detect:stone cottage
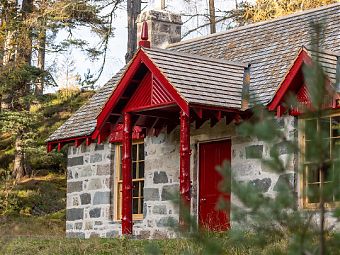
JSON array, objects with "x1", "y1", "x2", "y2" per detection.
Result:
[{"x1": 47, "y1": 4, "x2": 340, "y2": 238}]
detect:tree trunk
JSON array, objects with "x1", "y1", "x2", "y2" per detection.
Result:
[
  {"x1": 209, "y1": 0, "x2": 216, "y2": 34},
  {"x1": 11, "y1": 0, "x2": 33, "y2": 180},
  {"x1": 125, "y1": 0, "x2": 141, "y2": 63},
  {"x1": 35, "y1": 25, "x2": 46, "y2": 96},
  {"x1": 12, "y1": 133, "x2": 28, "y2": 180}
]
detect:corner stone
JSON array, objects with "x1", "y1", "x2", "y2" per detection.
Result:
[
  {"x1": 67, "y1": 181, "x2": 83, "y2": 193},
  {"x1": 67, "y1": 208, "x2": 84, "y2": 221},
  {"x1": 68, "y1": 156, "x2": 84, "y2": 167}
]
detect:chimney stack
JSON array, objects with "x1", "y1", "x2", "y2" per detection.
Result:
[{"x1": 137, "y1": 9, "x2": 182, "y2": 49}]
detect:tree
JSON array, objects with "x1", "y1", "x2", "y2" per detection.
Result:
[
  {"x1": 125, "y1": 0, "x2": 141, "y2": 63},
  {"x1": 233, "y1": 0, "x2": 338, "y2": 24},
  {"x1": 0, "y1": 0, "x2": 124, "y2": 180}
]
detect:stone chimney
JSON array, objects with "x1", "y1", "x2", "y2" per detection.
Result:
[{"x1": 137, "y1": 9, "x2": 182, "y2": 49}]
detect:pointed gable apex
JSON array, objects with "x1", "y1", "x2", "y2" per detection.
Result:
[{"x1": 93, "y1": 48, "x2": 189, "y2": 139}]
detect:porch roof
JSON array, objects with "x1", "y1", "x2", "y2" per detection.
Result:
[{"x1": 48, "y1": 48, "x2": 247, "y2": 142}]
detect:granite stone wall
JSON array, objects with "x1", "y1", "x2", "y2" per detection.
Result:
[{"x1": 66, "y1": 143, "x2": 114, "y2": 238}]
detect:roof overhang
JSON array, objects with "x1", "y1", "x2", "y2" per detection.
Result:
[{"x1": 268, "y1": 47, "x2": 340, "y2": 116}]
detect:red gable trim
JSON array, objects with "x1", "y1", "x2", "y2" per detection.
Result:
[
  {"x1": 92, "y1": 48, "x2": 189, "y2": 140},
  {"x1": 268, "y1": 49, "x2": 311, "y2": 111}
]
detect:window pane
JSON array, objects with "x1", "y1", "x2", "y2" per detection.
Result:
[
  {"x1": 133, "y1": 198, "x2": 139, "y2": 214},
  {"x1": 139, "y1": 144, "x2": 145, "y2": 160},
  {"x1": 307, "y1": 183, "x2": 320, "y2": 203},
  {"x1": 305, "y1": 119, "x2": 317, "y2": 140},
  {"x1": 132, "y1": 162, "x2": 137, "y2": 179},
  {"x1": 140, "y1": 198, "x2": 144, "y2": 214},
  {"x1": 320, "y1": 118, "x2": 330, "y2": 139},
  {"x1": 141, "y1": 181, "x2": 144, "y2": 197},
  {"x1": 332, "y1": 116, "x2": 340, "y2": 137},
  {"x1": 324, "y1": 164, "x2": 333, "y2": 182},
  {"x1": 133, "y1": 181, "x2": 139, "y2": 197},
  {"x1": 132, "y1": 144, "x2": 137, "y2": 161},
  {"x1": 323, "y1": 182, "x2": 333, "y2": 203},
  {"x1": 119, "y1": 164, "x2": 122, "y2": 180},
  {"x1": 305, "y1": 141, "x2": 315, "y2": 162},
  {"x1": 332, "y1": 138, "x2": 340, "y2": 159},
  {"x1": 139, "y1": 162, "x2": 145, "y2": 178},
  {"x1": 321, "y1": 138, "x2": 330, "y2": 160},
  {"x1": 307, "y1": 164, "x2": 319, "y2": 183}
]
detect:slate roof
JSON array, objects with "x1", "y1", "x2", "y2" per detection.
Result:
[
  {"x1": 48, "y1": 3, "x2": 340, "y2": 142},
  {"x1": 167, "y1": 3, "x2": 340, "y2": 104},
  {"x1": 143, "y1": 48, "x2": 247, "y2": 108},
  {"x1": 47, "y1": 68, "x2": 125, "y2": 142}
]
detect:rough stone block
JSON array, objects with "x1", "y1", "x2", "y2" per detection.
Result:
[
  {"x1": 90, "y1": 232, "x2": 100, "y2": 238},
  {"x1": 85, "y1": 221, "x2": 93, "y2": 230},
  {"x1": 67, "y1": 181, "x2": 83, "y2": 193},
  {"x1": 88, "y1": 179, "x2": 102, "y2": 190},
  {"x1": 67, "y1": 208, "x2": 84, "y2": 221},
  {"x1": 161, "y1": 184, "x2": 179, "y2": 201},
  {"x1": 144, "y1": 188, "x2": 160, "y2": 201},
  {"x1": 74, "y1": 222, "x2": 83, "y2": 230},
  {"x1": 95, "y1": 144, "x2": 105, "y2": 151},
  {"x1": 273, "y1": 141, "x2": 293, "y2": 155},
  {"x1": 80, "y1": 193, "x2": 91, "y2": 205},
  {"x1": 153, "y1": 171, "x2": 168, "y2": 184},
  {"x1": 245, "y1": 145, "x2": 263, "y2": 159},
  {"x1": 89, "y1": 208, "x2": 101, "y2": 218},
  {"x1": 93, "y1": 191, "x2": 111, "y2": 205},
  {"x1": 66, "y1": 223, "x2": 73, "y2": 230},
  {"x1": 274, "y1": 173, "x2": 295, "y2": 191},
  {"x1": 68, "y1": 156, "x2": 84, "y2": 167},
  {"x1": 152, "y1": 205, "x2": 167, "y2": 214},
  {"x1": 80, "y1": 165, "x2": 92, "y2": 177},
  {"x1": 152, "y1": 230, "x2": 168, "y2": 239},
  {"x1": 248, "y1": 178, "x2": 271, "y2": 192},
  {"x1": 67, "y1": 170, "x2": 73, "y2": 179},
  {"x1": 139, "y1": 230, "x2": 151, "y2": 239},
  {"x1": 106, "y1": 230, "x2": 119, "y2": 238},
  {"x1": 97, "y1": 164, "x2": 111, "y2": 175},
  {"x1": 156, "y1": 216, "x2": 177, "y2": 227},
  {"x1": 90, "y1": 153, "x2": 103, "y2": 163},
  {"x1": 67, "y1": 232, "x2": 85, "y2": 238}
]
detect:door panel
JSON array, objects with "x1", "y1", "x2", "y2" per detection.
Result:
[{"x1": 199, "y1": 139, "x2": 231, "y2": 231}]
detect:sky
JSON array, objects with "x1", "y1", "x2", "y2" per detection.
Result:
[{"x1": 45, "y1": 0, "x2": 239, "y2": 93}]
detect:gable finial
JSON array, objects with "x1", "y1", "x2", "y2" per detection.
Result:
[{"x1": 139, "y1": 21, "x2": 151, "y2": 48}]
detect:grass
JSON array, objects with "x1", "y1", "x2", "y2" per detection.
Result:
[{"x1": 0, "y1": 235, "x2": 288, "y2": 255}]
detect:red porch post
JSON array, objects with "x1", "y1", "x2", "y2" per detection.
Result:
[
  {"x1": 179, "y1": 110, "x2": 191, "y2": 227},
  {"x1": 122, "y1": 112, "x2": 133, "y2": 235}
]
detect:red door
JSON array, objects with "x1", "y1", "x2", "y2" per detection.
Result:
[{"x1": 199, "y1": 139, "x2": 231, "y2": 231}]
